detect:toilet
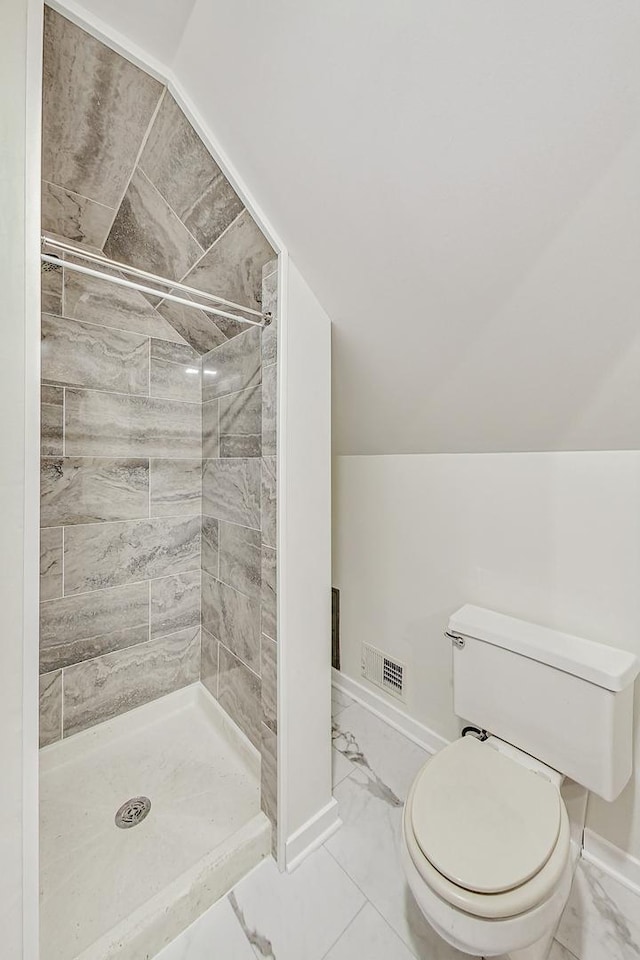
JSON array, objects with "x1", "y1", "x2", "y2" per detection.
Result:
[{"x1": 401, "y1": 604, "x2": 640, "y2": 960}]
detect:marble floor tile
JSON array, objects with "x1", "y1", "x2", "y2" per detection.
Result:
[
  {"x1": 65, "y1": 389, "x2": 201, "y2": 459},
  {"x1": 202, "y1": 458, "x2": 261, "y2": 530},
  {"x1": 39, "y1": 671, "x2": 62, "y2": 748},
  {"x1": 151, "y1": 357, "x2": 202, "y2": 403},
  {"x1": 219, "y1": 521, "x2": 262, "y2": 600},
  {"x1": 331, "y1": 687, "x2": 355, "y2": 717},
  {"x1": 556, "y1": 859, "x2": 640, "y2": 960},
  {"x1": 40, "y1": 526, "x2": 63, "y2": 601},
  {"x1": 63, "y1": 271, "x2": 187, "y2": 344},
  {"x1": 202, "y1": 573, "x2": 261, "y2": 673},
  {"x1": 324, "y1": 902, "x2": 417, "y2": 960},
  {"x1": 217, "y1": 644, "x2": 261, "y2": 750},
  {"x1": 548, "y1": 942, "x2": 579, "y2": 960},
  {"x1": 203, "y1": 400, "x2": 219, "y2": 459},
  {"x1": 40, "y1": 581, "x2": 149, "y2": 672},
  {"x1": 154, "y1": 896, "x2": 255, "y2": 960},
  {"x1": 332, "y1": 748, "x2": 354, "y2": 789},
  {"x1": 40, "y1": 457, "x2": 149, "y2": 526},
  {"x1": 63, "y1": 516, "x2": 201, "y2": 594},
  {"x1": 229, "y1": 845, "x2": 365, "y2": 960},
  {"x1": 42, "y1": 313, "x2": 149, "y2": 395},
  {"x1": 326, "y1": 771, "x2": 474, "y2": 960},
  {"x1": 42, "y1": 8, "x2": 163, "y2": 208},
  {"x1": 63, "y1": 627, "x2": 200, "y2": 736},
  {"x1": 150, "y1": 459, "x2": 202, "y2": 517},
  {"x1": 202, "y1": 326, "x2": 261, "y2": 402},
  {"x1": 41, "y1": 179, "x2": 115, "y2": 249},
  {"x1": 151, "y1": 571, "x2": 201, "y2": 640},
  {"x1": 105, "y1": 169, "x2": 203, "y2": 281}
]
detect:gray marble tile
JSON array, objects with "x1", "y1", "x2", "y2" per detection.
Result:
[
  {"x1": 40, "y1": 581, "x2": 149, "y2": 672},
  {"x1": 202, "y1": 516, "x2": 219, "y2": 578},
  {"x1": 261, "y1": 265, "x2": 278, "y2": 367},
  {"x1": 42, "y1": 384, "x2": 63, "y2": 406},
  {"x1": 203, "y1": 399, "x2": 219, "y2": 459},
  {"x1": 40, "y1": 457, "x2": 149, "y2": 526},
  {"x1": 41, "y1": 394, "x2": 64, "y2": 457},
  {"x1": 261, "y1": 635, "x2": 277, "y2": 733},
  {"x1": 63, "y1": 626, "x2": 200, "y2": 736},
  {"x1": 105, "y1": 169, "x2": 203, "y2": 281},
  {"x1": 40, "y1": 527, "x2": 63, "y2": 602},
  {"x1": 41, "y1": 180, "x2": 115, "y2": 249},
  {"x1": 220, "y1": 385, "x2": 261, "y2": 458},
  {"x1": 556, "y1": 859, "x2": 640, "y2": 960},
  {"x1": 261, "y1": 362, "x2": 276, "y2": 457},
  {"x1": 202, "y1": 326, "x2": 261, "y2": 402},
  {"x1": 150, "y1": 357, "x2": 201, "y2": 402},
  {"x1": 202, "y1": 458, "x2": 261, "y2": 529},
  {"x1": 149, "y1": 459, "x2": 202, "y2": 517},
  {"x1": 41, "y1": 262, "x2": 63, "y2": 315},
  {"x1": 260, "y1": 721, "x2": 277, "y2": 841},
  {"x1": 40, "y1": 671, "x2": 62, "y2": 748},
  {"x1": 201, "y1": 625, "x2": 219, "y2": 699},
  {"x1": 65, "y1": 389, "x2": 201, "y2": 458},
  {"x1": 150, "y1": 570, "x2": 200, "y2": 640},
  {"x1": 139, "y1": 92, "x2": 244, "y2": 251},
  {"x1": 63, "y1": 271, "x2": 188, "y2": 344},
  {"x1": 548, "y1": 943, "x2": 579, "y2": 960},
  {"x1": 217, "y1": 643, "x2": 261, "y2": 750},
  {"x1": 63, "y1": 515, "x2": 201, "y2": 594},
  {"x1": 42, "y1": 8, "x2": 163, "y2": 208},
  {"x1": 184, "y1": 209, "x2": 275, "y2": 314},
  {"x1": 261, "y1": 545, "x2": 277, "y2": 641},
  {"x1": 156, "y1": 300, "x2": 228, "y2": 355},
  {"x1": 261, "y1": 457, "x2": 277, "y2": 548},
  {"x1": 41, "y1": 313, "x2": 149, "y2": 395},
  {"x1": 219, "y1": 521, "x2": 261, "y2": 600},
  {"x1": 150, "y1": 338, "x2": 199, "y2": 365},
  {"x1": 202, "y1": 573, "x2": 260, "y2": 673}
]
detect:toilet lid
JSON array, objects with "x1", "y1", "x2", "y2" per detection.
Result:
[{"x1": 410, "y1": 736, "x2": 561, "y2": 894}]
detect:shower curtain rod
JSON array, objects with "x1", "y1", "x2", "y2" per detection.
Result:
[{"x1": 40, "y1": 235, "x2": 268, "y2": 328}]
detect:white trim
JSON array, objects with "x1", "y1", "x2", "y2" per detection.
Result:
[
  {"x1": 284, "y1": 798, "x2": 341, "y2": 873},
  {"x1": 582, "y1": 828, "x2": 640, "y2": 897},
  {"x1": 332, "y1": 669, "x2": 449, "y2": 756}
]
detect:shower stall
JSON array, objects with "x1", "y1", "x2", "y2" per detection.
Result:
[{"x1": 29, "y1": 6, "x2": 329, "y2": 957}]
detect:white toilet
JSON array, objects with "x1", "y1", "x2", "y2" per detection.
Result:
[{"x1": 401, "y1": 604, "x2": 640, "y2": 960}]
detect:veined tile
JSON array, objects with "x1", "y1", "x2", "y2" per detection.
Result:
[
  {"x1": 260, "y1": 636, "x2": 277, "y2": 733},
  {"x1": 154, "y1": 895, "x2": 255, "y2": 960},
  {"x1": 218, "y1": 644, "x2": 261, "y2": 750},
  {"x1": 156, "y1": 300, "x2": 227, "y2": 355},
  {"x1": 201, "y1": 625, "x2": 219, "y2": 699},
  {"x1": 63, "y1": 627, "x2": 200, "y2": 736},
  {"x1": 556, "y1": 859, "x2": 640, "y2": 960},
  {"x1": 202, "y1": 326, "x2": 261, "y2": 402},
  {"x1": 548, "y1": 943, "x2": 579, "y2": 960},
  {"x1": 261, "y1": 545, "x2": 276, "y2": 641},
  {"x1": 260, "y1": 722, "x2": 277, "y2": 839},
  {"x1": 261, "y1": 267, "x2": 278, "y2": 367},
  {"x1": 202, "y1": 515, "x2": 219, "y2": 578},
  {"x1": 220, "y1": 385, "x2": 262, "y2": 454},
  {"x1": 41, "y1": 313, "x2": 149, "y2": 395},
  {"x1": 219, "y1": 436, "x2": 262, "y2": 458},
  {"x1": 202, "y1": 573, "x2": 261, "y2": 673},
  {"x1": 203, "y1": 458, "x2": 261, "y2": 529},
  {"x1": 184, "y1": 210, "x2": 275, "y2": 316},
  {"x1": 105, "y1": 169, "x2": 203, "y2": 280},
  {"x1": 42, "y1": 8, "x2": 163, "y2": 207},
  {"x1": 150, "y1": 338, "x2": 200, "y2": 365},
  {"x1": 41, "y1": 262, "x2": 63, "y2": 315},
  {"x1": 41, "y1": 180, "x2": 115, "y2": 249},
  {"x1": 39, "y1": 671, "x2": 62, "y2": 748},
  {"x1": 324, "y1": 903, "x2": 417, "y2": 960},
  {"x1": 63, "y1": 516, "x2": 201, "y2": 594},
  {"x1": 40, "y1": 581, "x2": 149, "y2": 672},
  {"x1": 40, "y1": 527, "x2": 63, "y2": 601},
  {"x1": 63, "y1": 271, "x2": 188, "y2": 344},
  {"x1": 261, "y1": 363, "x2": 276, "y2": 458},
  {"x1": 261, "y1": 457, "x2": 277, "y2": 548},
  {"x1": 332, "y1": 748, "x2": 354, "y2": 789},
  {"x1": 229, "y1": 845, "x2": 364, "y2": 960},
  {"x1": 40, "y1": 457, "x2": 149, "y2": 526},
  {"x1": 331, "y1": 688, "x2": 355, "y2": 717},
  {"x1": 150, "y1": 571, "x2": 201, "y2": 640},
  {"x1": 150, "y1": 459, "x2": 202, "y2": 517},
  {"x1": 219, "y1": 521, "x2": 261, "y2": 600},
  {"x1": 65, "y1": 389, "x2": 201, "y2": 458},
  {"x1": 41, "y1": 399, "x2": 63, "y2": 456},
  {"x1": 203, "y1": 399, "x2": 219, "y2": 459},
  {"x1": 150, "y1": 357, "x2": 202, "y2": 403}
]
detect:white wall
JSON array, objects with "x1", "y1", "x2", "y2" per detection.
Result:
[
  {"x1": 333, "y1": 452, "x2": 640, "y2": 858},
  {"x1": 0, "y1": 0, "x2": 41, "y2": 955},
  {"x1": 279, "y1": 260, "x2": 336, "y2": 865}
]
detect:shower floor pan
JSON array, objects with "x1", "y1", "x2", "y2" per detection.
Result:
[{"x1": 40, "y1": 683, "x2": 270, "y2": 960}]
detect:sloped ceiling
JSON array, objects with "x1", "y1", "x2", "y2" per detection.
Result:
[{"x1": 71, "y1": 0, "x2": 640, "y2": 454}]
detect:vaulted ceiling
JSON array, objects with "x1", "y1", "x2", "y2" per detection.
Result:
[{"x1": 65, "y1": 0, "x2": 640, "y2": 453}]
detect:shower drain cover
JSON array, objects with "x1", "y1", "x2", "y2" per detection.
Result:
[{"x1": 115, "y1": 796, "x2": 151, "y2": 829}]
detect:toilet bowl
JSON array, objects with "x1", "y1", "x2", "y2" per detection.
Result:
[{"x1": 400, "y1": 736, "x2": 574, "y2": 959}]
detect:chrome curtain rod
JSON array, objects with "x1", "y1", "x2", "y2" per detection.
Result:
[{"x1": 40, "y1": 235, "x2": 268, "y2": 328}]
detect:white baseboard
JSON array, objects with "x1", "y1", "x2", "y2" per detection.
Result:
[
  {"x1": 582, "y1": 828, "x2": 640, "y2": 897},
  {"x1": 285, "y1": 798, "x2": 341, "y2": 872},
  {"x1": 332, "y1": 668, "x2": 448, "y2": 756}
]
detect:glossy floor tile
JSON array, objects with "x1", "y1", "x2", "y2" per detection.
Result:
[{"x1": 40, "y1": 684, "x2": 268, "y2": 960}]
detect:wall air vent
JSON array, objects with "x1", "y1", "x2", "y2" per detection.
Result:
[{"x1": 361, "y1": 643, "x2": 405, "y2": 700}]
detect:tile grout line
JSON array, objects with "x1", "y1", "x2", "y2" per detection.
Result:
[{"x1": 317, "y1": 901, "x2": 369, "y2": 960}]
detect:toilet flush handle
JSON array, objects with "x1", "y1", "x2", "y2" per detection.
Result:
[{"x1": 445, "y1": 630, "x2": 465, "y2": 649}]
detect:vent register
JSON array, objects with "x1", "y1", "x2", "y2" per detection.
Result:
[{"x1": 362, "y1": 643, "x2": 405, "y2": 700}]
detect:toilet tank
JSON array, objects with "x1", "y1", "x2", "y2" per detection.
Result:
[{"x1": 448, "y1": 605, "x2": 640, "y2": 801}]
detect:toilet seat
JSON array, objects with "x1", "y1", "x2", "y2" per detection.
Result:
[{"x1": 404, "y1": 737, "x2": 571, "y2": 919}]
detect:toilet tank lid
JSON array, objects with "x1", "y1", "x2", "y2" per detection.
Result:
[{"x1": 448, "y1": 605, "x2": 640, "y2": 692}]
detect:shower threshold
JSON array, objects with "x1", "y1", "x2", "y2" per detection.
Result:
[{"x1": 40, "y1": 683, "x2": 270, "y2": 960}]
